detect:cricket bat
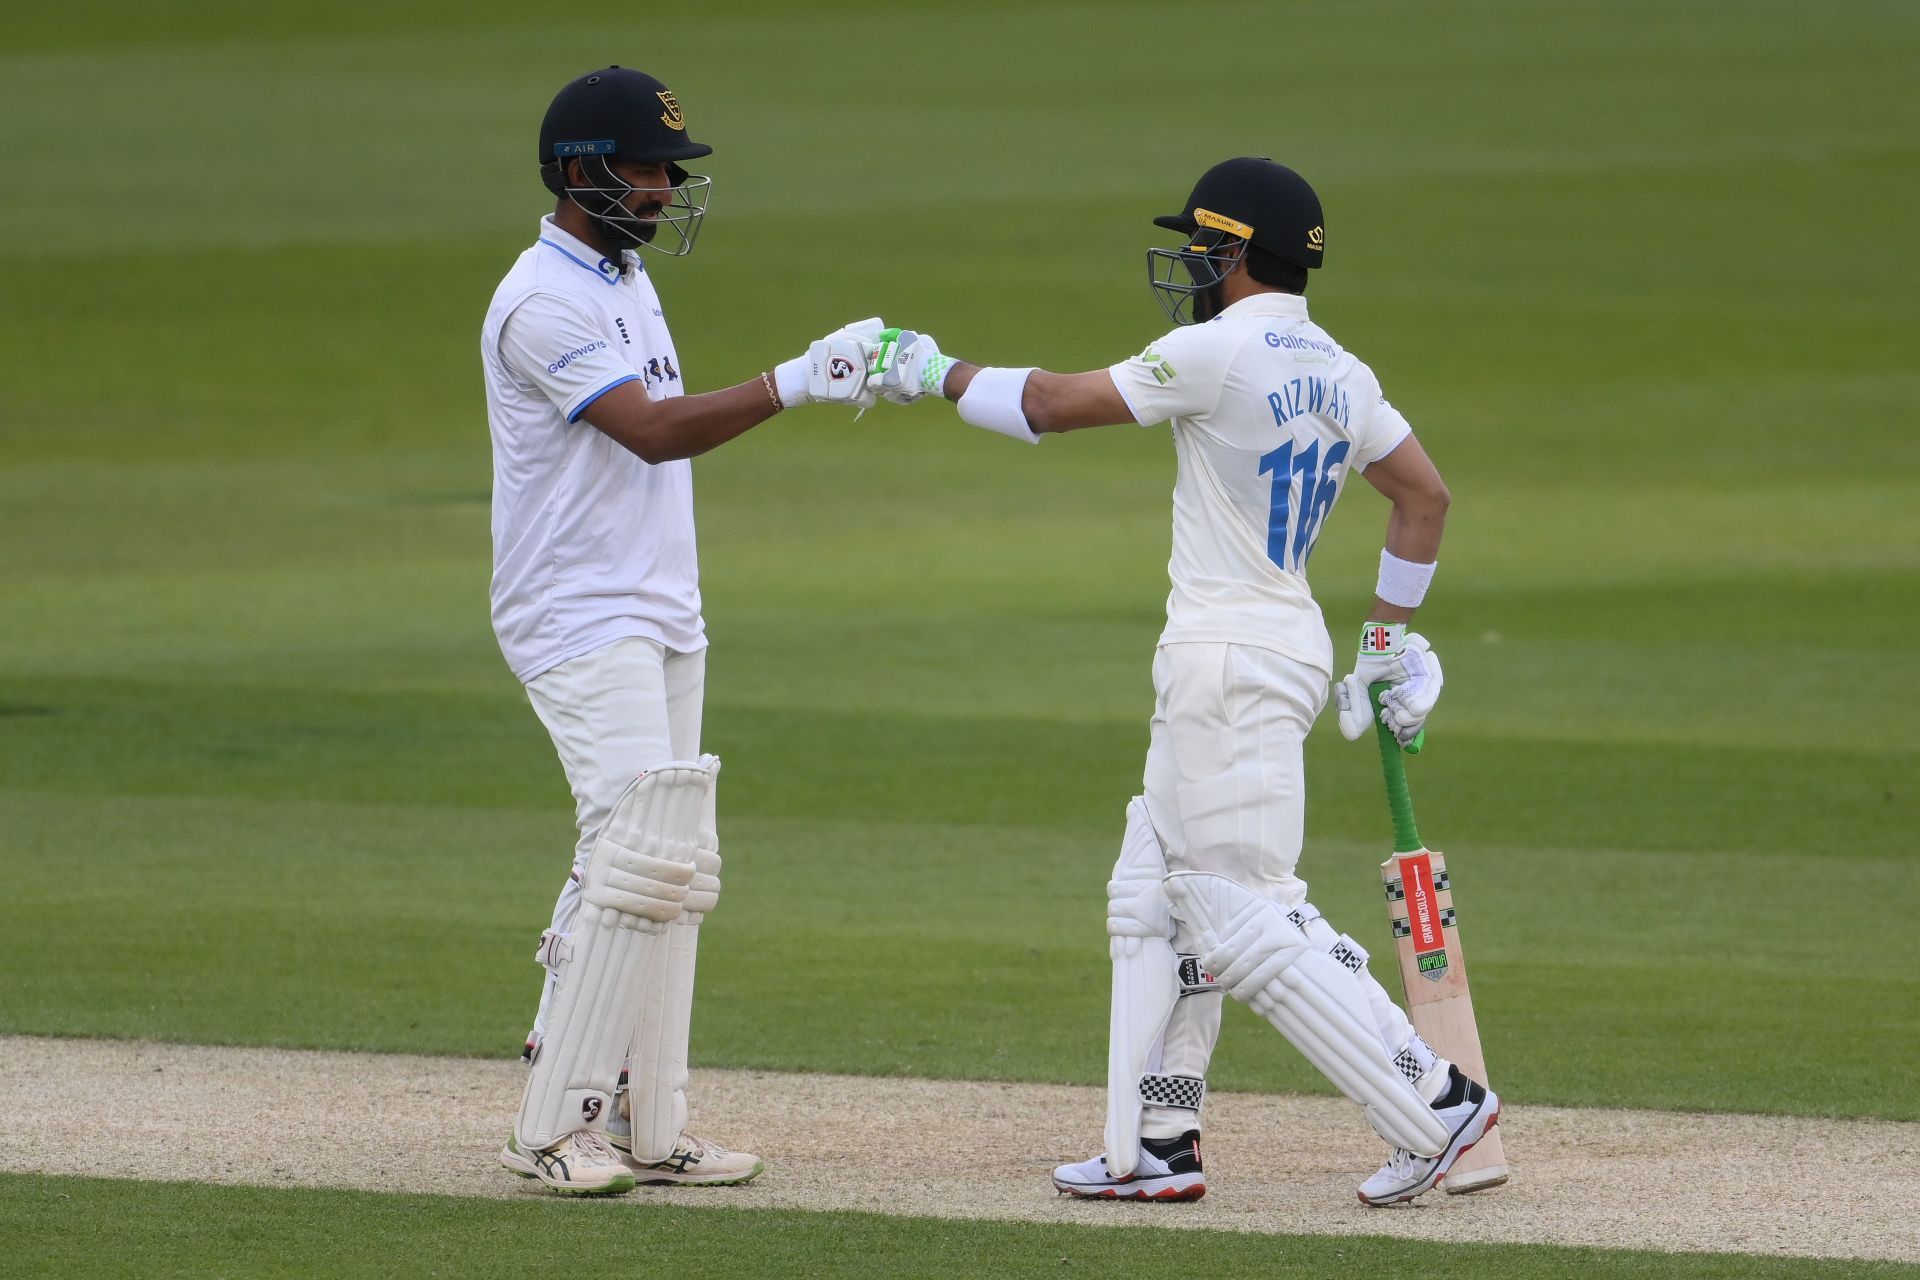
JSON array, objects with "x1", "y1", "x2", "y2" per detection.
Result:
[{"x1": 1370, "y1": 684, "x2": 1510, "y2": 1193}]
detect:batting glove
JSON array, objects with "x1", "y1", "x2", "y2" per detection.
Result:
[
  {"x1": 774, "y1": 317, "x2": 885, "y2": 409},
  {"x1": 1333, "y1": 623, "x2": 1444, "y2": 747},
  {"x1": 868, "y1": 328, "x2": 956, "y2": 404}
]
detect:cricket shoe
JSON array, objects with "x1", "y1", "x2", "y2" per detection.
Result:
[
  {"x1": 606, "y1": 1120, "x2": 764, "y2": 1186},
  {"x1": 499, "y1": 1129, "x2": 636, "y2": 1197},
  {"x1": 1357, "y1": 1064, "x2": 1501, "y2": 1206},
  {"x1": 1051, "y1": 1131, "x2": 1206, "y2": 1201}
]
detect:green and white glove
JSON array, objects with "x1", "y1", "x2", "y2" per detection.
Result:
[
  {"x1": 1333, "y1": 622, "x2": 1443, "y2": 746},
  {"x1": 867, "y1": 328, "x2": 956, "y2": 405}
]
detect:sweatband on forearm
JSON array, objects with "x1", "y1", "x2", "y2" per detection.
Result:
[
  {"x1": 1376, "y1": 549, "x2": 1437, "y2": 608},
  {"x1": 956, "y1": 366, "x2": 1040, "y2": 444}
]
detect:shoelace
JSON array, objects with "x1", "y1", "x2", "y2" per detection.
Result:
[
  {"x1": 568, "y1": 1130, "x2": 621, "y2": 1162},
  {"x1": 1383, "y1": 1146, "x2": 1424, "y2": 1178}
]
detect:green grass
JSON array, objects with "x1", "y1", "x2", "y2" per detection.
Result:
[
  {"x1": 3, "y1": 0, "x2": 1918, "y2": 1146},
  {"x1": 4, "y1": 1176, "x2": 1913, "y2": 1280}
]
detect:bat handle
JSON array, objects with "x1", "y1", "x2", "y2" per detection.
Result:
[{"x1": 1371, "y1": 682, "x2": 1425, "y2": 854}]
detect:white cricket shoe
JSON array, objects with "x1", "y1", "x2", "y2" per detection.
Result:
[
  {"x1": 1051, "y1": 1131, "x2": 1206, "y2": 1202},
  {"x1": 1357, "y1": 1064, "x2": 1501, "y2": 1206},
  {"x1": 499, "y1": 1129, "x2": 636, "y2": 1197},
  {"x1": 607, "y1": 1121, "x2": 765, "y2": 1186}
]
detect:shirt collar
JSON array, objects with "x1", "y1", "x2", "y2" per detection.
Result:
[
  {"x1": 1215, "y1": 291, "x2": 1309, "y2": 321},
  {"x1": 536, "y1": 215, "x2": 634, "y2": 286}
]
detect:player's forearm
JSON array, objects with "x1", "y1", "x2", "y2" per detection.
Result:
[
  {"x1": 1369, "y1": 495, "x2": 1449, "y2": 623},
  {"x1": 939, "y1": 361, "x2": 1126, "y2": 434},
  {"x1": 588, "y1": 379, "x2": 780, "y2": 464}
]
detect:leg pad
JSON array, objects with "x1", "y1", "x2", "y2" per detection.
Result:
[
  {"x1": 1165, "y1": 872, "x2": 1450, "y2": 1156},
  {"x1": 515, "y1": 759, "x2": 713, "y2": 1151}
]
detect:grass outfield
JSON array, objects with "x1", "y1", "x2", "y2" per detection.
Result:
[
  {"x1": 5, "y1": 1176, "x2": 1915, "y2": 1280},
  {"x1": 3, "y1": 0, "x2": 1918, "y2": 1163}
]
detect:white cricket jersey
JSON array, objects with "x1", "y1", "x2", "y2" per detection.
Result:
[
  {"x1": 480, "y1": 217, "x2": 704, "y2": 683},
  {"x1": 1108, "y1": 292, "x2": 1412, "y2": 677}
]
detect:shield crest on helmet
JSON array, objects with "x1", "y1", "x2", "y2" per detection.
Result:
[{"x1": 657, "y1": 90, "x2": 686, "y2": 131}]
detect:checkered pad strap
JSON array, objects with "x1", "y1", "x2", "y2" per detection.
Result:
[
  {"x1": 1393, "y1": 1045, "x2": 1425, "y2": 1086},
  {"x1": 1286, "y1": 905, "x2": 1372, "y2": 975},
  {"x1": 1138, "y1": 1073, "x2": 1206, "y2": 1112},
  {"x1": 1176, "y1": 953, "x2": 1219, "y2": 995},
  {"x1": 1327, "y1": 934, "x2": 1370, "y2": 975}
]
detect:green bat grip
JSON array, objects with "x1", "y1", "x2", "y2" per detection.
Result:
[{"x1": 1371, "y1": 681, "x2": 1425, "y2": 854}]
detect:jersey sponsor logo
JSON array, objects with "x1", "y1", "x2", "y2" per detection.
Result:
[
  {"x1": 548, "y1": 340, "x2": 610, "y2": 373},
  {"x1": 642, "y1": 355, "x2": 681, "y2": 389},
  {"x1": 657, "y1": 90, "x2": 687, "y2": 131},
  {"x1": 1267, "y1": 376, "x2": 1349, "y2": 429},
  {"x1": 1264, "y1": 332, "x2": 1338, "y2": 359},
  {"x1": 1137, "y1": 346, "x2": 1178, "y2": 386}
]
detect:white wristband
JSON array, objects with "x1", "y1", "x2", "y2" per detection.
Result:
[
  {"x1": 956, "y1": 366, "x2": 1040, "y2": 444},
  {"x1": 1376, "y1": 550, "x2": 1436, "y2": 608},
  {"x1": 773, "y1": 355, "x2": 809, "y2": 408}
]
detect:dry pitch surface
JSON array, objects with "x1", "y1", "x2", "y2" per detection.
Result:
[{"x1": 6, "y1": 1036, "x2": 1915, "y2": 1264}]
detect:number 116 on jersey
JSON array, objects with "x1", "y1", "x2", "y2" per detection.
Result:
[{"x1": 1260, "y1": 436, "x2": 1350, "y2": 572}]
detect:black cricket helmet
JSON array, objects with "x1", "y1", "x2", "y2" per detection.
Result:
[
  {"x1": 539, "y1": 66, "x2": 714, "y2": 256},
  {"x1": 1147, "y1": 157, "x2": 1325, "y2": 324}
]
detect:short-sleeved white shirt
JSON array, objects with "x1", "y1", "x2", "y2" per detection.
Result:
[
  {"x1": 480, "y1": 217, "x2": 704, "y2": 683},
  {"x1": 1108, "y1": 292, "x2": 1412, "y2": 677}
]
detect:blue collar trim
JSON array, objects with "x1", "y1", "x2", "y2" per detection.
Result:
[{"x1": 539, "y1": 237, "x2": 624, "y2": 286}]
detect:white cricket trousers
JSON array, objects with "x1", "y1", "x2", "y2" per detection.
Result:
[
  {"x1": 1144, "y1": 642, "x2": 1321, "y2": 898},
  {"x1": 521, "y1": 636, "x2": 706, "y2": 1044},
  {"x1": 1136, "y1": 642, "x2": 1421, "y2": 1137}
]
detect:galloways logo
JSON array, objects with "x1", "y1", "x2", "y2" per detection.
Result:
[
  {"x1": 548, "y1": 340, "x2": 609, "y2": 374},
  {"x1": 658, "y1": 90, "x2": 686, "y2": 131}
]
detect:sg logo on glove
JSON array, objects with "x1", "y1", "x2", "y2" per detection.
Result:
[{"x1": 829, "y1": 356, "x2": 856, "y2": 382}]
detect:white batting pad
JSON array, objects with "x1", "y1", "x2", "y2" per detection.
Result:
[
  {"x1": 514, "y1": 758, "x2": 713, "y2": 1152},
  {"x1": 1284, "y1": 901, "x2": 1427, "y2": 1078},
  {"x1": 627, "y1": 754, "x2": 722, "y2": 1163},
  {"x1": 1104, "y1": 797, "x2": 1182, "y2": 1178},
  {"x1": 1164, "y1": 872, "x2": 1450, "y2": 1157}
]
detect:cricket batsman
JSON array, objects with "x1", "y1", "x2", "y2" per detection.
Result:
[
  {"x1": 479, "y1": 65, "x2": 881, "y2": 1195},
  {"x1": 870, "y1": 158, "x2": 1498, "y2": 1204}
]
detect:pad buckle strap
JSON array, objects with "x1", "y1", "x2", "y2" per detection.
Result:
[
  {"x1": 1176, "y1": 953, "x2": 1219, "y2": 995},
  {"x1": 534, "y1": 929, "x2": 571, "y2": 973},
  {"x1": 1328, "y1": 934, "x2": 1370, "y2": 975},
  {"x1": 1138, "y1": 1073, "x2": 1206, "y2": 1112},
  {"x1": 1393, "y1": 1045, "x2": 1424, "y2": 1086}
]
